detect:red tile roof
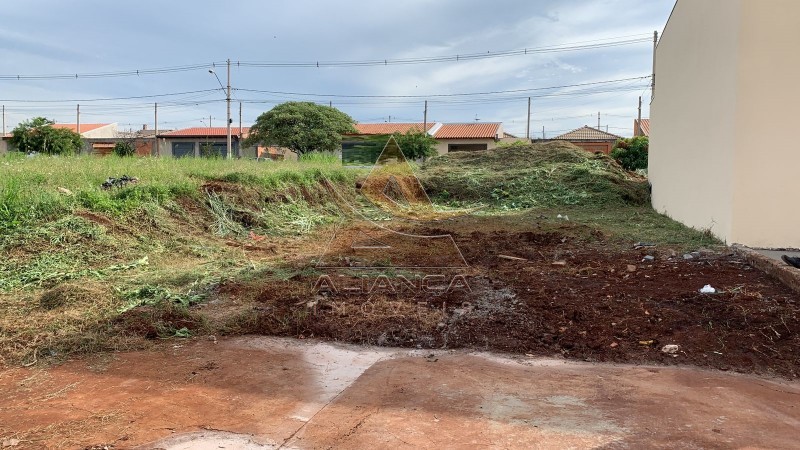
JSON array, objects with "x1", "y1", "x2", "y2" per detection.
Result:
[
  {"x1": 352, "y1": 123, "x2": 434, "y2": 135},
  {"x1": 434, "y1": 123, "x2": 501, "y2": 139},
  {"x1": 53, "y1": 123, "x2": 110, "y2": 133},
  {"x1": 160, "y1": 127, "x2": 250, "y2": 138},
  {"x1": 553, "y1": 126, "x2": 622, "y2": 141},
  {"x1": 634, "y1": 119, "x2": 650, "y2": 137}
]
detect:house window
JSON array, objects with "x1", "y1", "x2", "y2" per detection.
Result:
[
  {"x1": 172, "y1": 142, "x2": 195, "y2": 158},
  {"x1": 448, "y1": 143, "x2": 488, "y2": 152}
]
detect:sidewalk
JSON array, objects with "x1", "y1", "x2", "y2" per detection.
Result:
[{"x1": 1, "y1": 337, "x2": 798, "y2": 449}]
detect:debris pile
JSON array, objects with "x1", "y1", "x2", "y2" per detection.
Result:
[{"x1": 101, "y1": 175, "x2": 139, "y2": 190}]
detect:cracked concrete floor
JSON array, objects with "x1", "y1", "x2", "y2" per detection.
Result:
[{"x1": 0, "y1": 337, "x2": 798, "y2": 449}]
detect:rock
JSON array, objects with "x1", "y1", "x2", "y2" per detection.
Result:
[
  {"x1": 57, "y1": 187, "x2": 73, "y2": 196},
  {"x1": 683, "y1": 253, "x2": 694, "y2": 260},
  {"x1": 552, "y1": 261, "x2": 567, "y2": 266},
  {"x1": 662, "y1": 344, "x2": 680, "y2": 354},
  {"x1": 626, "y1": 264, "x2": 637, "y2": 273},
  {"x1": 634, "y1": 242, "x2": 656, "y2": 249},
  {"x1": 610, "y1": 342, "x2": 619, "y2": 348},
  {"x1": 691, "y1": 251, "x2": 702, "y2": 258},
  {"x1": 642, "y1": 255, "x2": 655, "y2": 262},
  {"x1": 2, "y1": 439, "x2": 20, "y2": 448}
]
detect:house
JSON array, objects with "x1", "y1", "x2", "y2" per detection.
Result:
[
  {"x1": 633, "y1": 119, "x2": 650, "y2": 137},
  {"x1": 649, "y1": 0, "x2": 800, "y2": 248},
  {"x1": 157, "y1": 126, "x2": 298, "y2": 160},
  {"x1": 53, "y1": 123, "x2": 117, "y2": 139},
  {"x1": 157, "y1": 127, "x2": 250, "y2": 158},
  {"x1": 342, "y1": 122, "x2": 505, "y2": 162},
  {"x1": 0, "y1": 123, "x2": 121, "y2": 155},
  {"x1": 552, "y1": 126, "x2": 622, "y2": 154},
  {"x1": 353, "y1": 123, "x2": 434, "y2": 135},
  {"x1": 53, "y1": 123, "x2": 121, "y2": 154},
  {"x1": 431, "y1": 123, "x2": 503, "y2": 154}
]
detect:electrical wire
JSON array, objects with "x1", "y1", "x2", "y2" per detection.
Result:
[
  {"x1": 236, "y1": 37, "x2": 651, "y2": 68},
  {"x1": 0, "y1": 34, "x2": 651, "y2": 81}
]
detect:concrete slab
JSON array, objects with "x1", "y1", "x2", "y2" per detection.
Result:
[
  {"x1": 753, "y1": 248, "x2": 800, "y2": 263},
  {"x1": 734, "y1": 245, "x2": 800, "y2": 294},
  {"x1": 0, "y1": 337, "x2": 797, "y2": 449}
]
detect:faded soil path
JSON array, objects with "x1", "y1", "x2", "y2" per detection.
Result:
[{"x1": 0, "y1": 337, "x2": 798, "y2": 449}]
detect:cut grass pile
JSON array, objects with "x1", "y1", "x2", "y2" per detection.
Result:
[{"x1": 421, "y1": 141, "x2": 649, "y2": 209}]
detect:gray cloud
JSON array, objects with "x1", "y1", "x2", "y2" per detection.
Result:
[{"x1": 0, "y1": 0, "x2": 675, "y2": 136}]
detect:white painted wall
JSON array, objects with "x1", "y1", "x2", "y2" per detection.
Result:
[{"x1": 650, "y1": 0, "x2": 800, "y2": 248}]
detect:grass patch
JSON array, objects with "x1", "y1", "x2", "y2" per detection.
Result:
[{"x1": 0, "y1": 154, "x2": 358, "y2": 232}]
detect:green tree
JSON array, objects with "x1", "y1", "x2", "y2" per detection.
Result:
[
  {"x1": 113, "y1": 141, "x2": 135, "y2": 157},
  {"x1": 10, "y1": 117, "x2": 83, "y2": 155},
  {"x1": 392, "y1": 129, "x2": 439, "y2": 160},
  {"x1": 610, "y1": 136, "x2": 649, "y2": 171},
  {"x1": 245, "y1": 102, "x2": 357, "y2": 155}
]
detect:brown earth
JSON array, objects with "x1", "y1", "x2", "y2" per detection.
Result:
[{"x1": 185, "y1": 213, "x2": 800, "y2": 380}]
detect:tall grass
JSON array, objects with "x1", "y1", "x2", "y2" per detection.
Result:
[{"x1": 0, "y1": 154, "x2": 357, "y2": 231}]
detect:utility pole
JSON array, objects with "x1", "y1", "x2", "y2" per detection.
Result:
[
  {"x1": 652, "y1": 30, "x2": 658, "y2": 101},
  {"x1": 597, "y1": 111, "x2": 601, "y2": 129},
  {"x1": 423, "y1": 100, "x2": 428, "y2": 133},
  {"x1": 2, "y1": 105, "x2": 5, "y2": 136},
  {"x1": 239, "y1": 101, "x2": 243, "y2": 138},
  {"x1": 77, "y1": 104, "x2": 81, "y2": 135},
  {"x1": 226, "y1": 59, "x2": 232, "y2": 159},
  {"x1": 542, "y1": 125, "x2": 545, "y2": 140},
  {"x1": 526, "y1": 97, "x2": 531, "y2": 140},
  {"x1": 154, "y1": 103, "x2": 158, "y2": 157},
  {"x1": 329, "y1": 101, "x2": 332, "y2": 108},
  {"x1": 637, "y1": 96, "x2": 642, "y2": 136}
]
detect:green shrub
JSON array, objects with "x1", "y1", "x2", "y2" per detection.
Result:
[
  {"x1": 113, "y1": 142, "x2": 135, "y2": 157},
  {"x1": 610, "y1": 136, "x2": 648, "y2": 171}
]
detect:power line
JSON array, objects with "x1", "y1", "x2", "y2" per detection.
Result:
[
  {"x1": 0, "y1": 89, "x2": 220, "y2": 103},
  {"x1": 235, "y1": 76, "x2": 650, "y2": 100},
  {"x1": 0, "y1": 34, "x2": 651, "y2": 81},
  {"x1": 0, "y1": 63, "x2": 216, "y2": 81},
  {"x1": 236, "y1": 36, "x2": 651, "y2": 68}
]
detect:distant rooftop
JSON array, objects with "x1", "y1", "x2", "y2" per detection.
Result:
[
  {"x1": 159, "y1": 127, "x2": 250, "y2": 138},
  {"x1": 553, "y1": 126, "x2": 622, "y2": 141},
  {"x1": 53, "y1": 123, "x2": 111, "y2": 133},
  {"x1": 434, "y1": 123, "x2": 501, "y2": 139},
  {"x1": 352, "y1": 123, "x2": 434, "y2": 135}
]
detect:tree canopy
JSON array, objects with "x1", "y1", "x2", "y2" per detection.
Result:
[
  {"x1": 392, "y1": 129, "x2": 439, "y2": 160},
  {"x1": 10, "y1": 117, "x2": 83, "y2": 156},
  {"x1": 245, "y1": 102, "x2": 357, "y2": 155}
]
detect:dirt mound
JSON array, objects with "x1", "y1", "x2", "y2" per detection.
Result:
[{"x1": 420, "y1": 142, "x2": 649, "y2": 208}]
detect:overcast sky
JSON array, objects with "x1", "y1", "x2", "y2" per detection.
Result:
[{"x1": 0, "y1": 0, "x2": 674, "y2": 138}]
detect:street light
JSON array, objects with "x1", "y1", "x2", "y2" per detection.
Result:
[{"x1": 208, "y1": 61, "x2": 232, "y2": 159}]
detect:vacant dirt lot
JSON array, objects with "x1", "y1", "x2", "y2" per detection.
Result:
[{"x1": 188, "y1": 213, "x2": 800, "y2": 380}]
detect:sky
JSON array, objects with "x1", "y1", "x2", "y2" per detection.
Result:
[{"x1": 0, "y1": 0, "x2": 675, "y2": 138}]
